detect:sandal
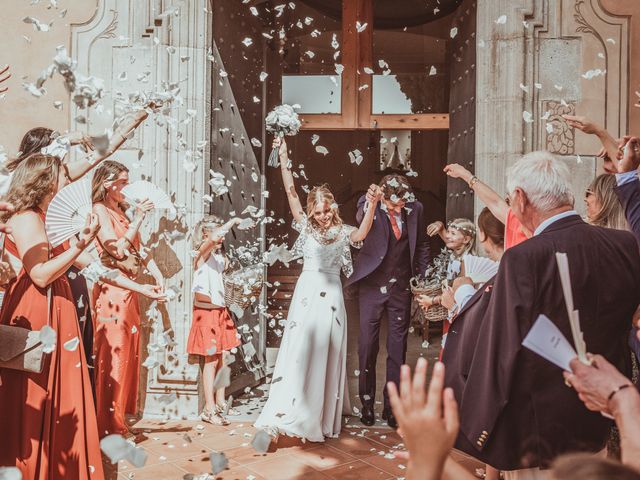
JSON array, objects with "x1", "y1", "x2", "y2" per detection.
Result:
[
  {"x1": 200, "y1": 408, "x2": 229, "y2": 426},
  {"x1": 217, "y1": 401, "x2": 241, "y2": 416}
]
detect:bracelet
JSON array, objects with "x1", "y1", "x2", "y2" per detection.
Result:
[
  {"x1": 607, "y1": 384, "x2": 633, "y2": 403},
  {"x1": 469, "y1": 176, "x2": 480, "y2": 188}
]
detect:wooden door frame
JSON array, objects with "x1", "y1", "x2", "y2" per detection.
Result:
[{"x1": 298, "y1": 0, "x2": 450, "y2": 131}]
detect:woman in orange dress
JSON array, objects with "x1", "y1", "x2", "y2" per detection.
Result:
[
  {"x1": 91, "y1": 160, "x2": 165, "y2": 437},
  {"x1": 0, "y1": 154, "x2": 104, "y2": 480}
]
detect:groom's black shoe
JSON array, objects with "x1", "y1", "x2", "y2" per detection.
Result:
[
  {"x1": 382, "y1": 408, "x2": 398, "y2": 429},
  {"x1": 360, "y1": 404, "x2": 375, "y2": 426}
]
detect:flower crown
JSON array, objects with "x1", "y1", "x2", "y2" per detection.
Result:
[{"x1": 447, "y1": 221, "x2": 476, "y2": 237}]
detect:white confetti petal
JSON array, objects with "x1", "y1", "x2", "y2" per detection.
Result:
[
  {"x1": 100, "y1": 435, "x2": 147, "y2": 467},
  {"x1": 40, "y1": 325, "x2": 56, "y2": 353},
  {"x1": 315, "y1": 145, "x2": 329, "y2": 156},
  {"x1": 63, "y1": 337, "x2": 80, "y2": 351},
  {"x1": 495, "y1": 15, "x2": 507, "y2": 24},
  {"x1": 522, "y1": 111, "x2": 534, "y2": 123},
  {"x1": 429, "y1": 65, "x2": 437, "y2": 76},
  {"x1": 251, "y1": 138, "x2": 262, "y2": 148},
  {"x1": 210, "y1": 452, "x2": 229, "y2": 475},
  {"x1": 450, "y1": 27, "x2": 458, "y2": 38},
  {"x1": 242, "y1": 37, "x2": 253, "y2": 47}
]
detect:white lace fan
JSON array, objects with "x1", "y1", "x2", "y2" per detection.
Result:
[
  {"x1": 121, "y1": 180, "x2": 175, "y2": 212},
  {"x1": 45, "y1": 176, "x2": 92, "y2": 247},
  {"x1": 462, "y1": 254, "x2": 499, "y2": 284}
]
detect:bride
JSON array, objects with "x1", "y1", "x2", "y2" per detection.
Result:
[{"x1": 254, "y1": 137, "x2": 381, "y2": 442}]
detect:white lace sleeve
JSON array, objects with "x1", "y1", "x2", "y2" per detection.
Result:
[
  {"x1": 292, "y1": 214, "x2": 308, "y2": 233},
  {"x1": 344, "y1": 225, "x2": 362, "y2": 249}
]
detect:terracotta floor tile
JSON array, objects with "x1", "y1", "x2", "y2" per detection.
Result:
[
  {"x1": 223, "y1": 444, "x2": 281, "y2": 465},
  {"x1": 211, "y1": 466, "x2": 269, "y2": 480},
  {"x1": 246, "y1": 456, "x2": 328, "y2": 480},
  {"x1": 325, "y1": 435, "x2": 389, "y2": 458},
  {"x1": 364, "y1": 431, "x2": 404, "y2": 449},
  {"x1": 322, "y1": 460, "x2": 392, "y2": 480},
  {"x1": 170, "y1": 453, "x2": 241, "y2": 475},
  {"x1": 143, "y1": 437, "x2": 211, "y2": 462},
  {"x1": 290, "y1": 444, "x2": 356, "y2": 470},
  {"x1": 360, "y1": 454, "x2": 408, "y2": 477},
  {"x1": 198, "y1": 430, "x2": 255, "y2": 451},
  {"x1": 117, "y1": 462, "x2": 186, "y2": 480}
]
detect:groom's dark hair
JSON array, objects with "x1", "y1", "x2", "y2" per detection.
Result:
[{"x1": 379, "y1": 174, "x2": 412, "y2": 200}]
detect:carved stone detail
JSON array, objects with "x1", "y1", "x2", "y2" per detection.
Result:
[
  {"x1": 97, "y1": 9, "x2": 118, "y2": 40},
  {"x1": 544, "y1": 100, "x2": 576, "y2": 155}
]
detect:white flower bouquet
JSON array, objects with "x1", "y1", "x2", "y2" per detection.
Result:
[{"x1": 265, "y1": 104, "x2": 301, "y2": 167}]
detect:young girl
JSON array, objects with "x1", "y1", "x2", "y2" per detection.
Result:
[
  {"x1": 418, "y1": 218, "x2": 476, "y2": 340},
  {"x1": 187, "y1": 215, "x2": 244, "y2": 425}
]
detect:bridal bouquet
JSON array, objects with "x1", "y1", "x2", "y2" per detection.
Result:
[{"x1": 265, "y1": 104, "x2": 301, "y2": 167}]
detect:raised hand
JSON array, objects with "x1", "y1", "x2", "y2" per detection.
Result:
[
  {"x1": 443, "y1": 163, "x2": 473, "y2": 183},
  {"x1": 617, "y1": 136, "x2": 640, "y2": 173},
  {"x1": 388, "y1": 359, "x2": 460, "y2": 480},
  {"x1": 563, "y1": 115, "x2": 602, "y2": 135},
  {"x1": 134, "y1": 198, "x2": 155, "y2": 219},
  {"x1": 426, "y1": 221, "x2": 445, "y2": 237},
  {"x1": 440, "y1": 286, "x2": 455, "y2": 310},
  {"x1": 0, "y1": 65, "x2": 11, "y2": 94},
  {"x1": 595, "y1": 146, "x2": 618, "y2": 174}
]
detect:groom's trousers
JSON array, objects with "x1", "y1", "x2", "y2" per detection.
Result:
[{"x1": 358, "y1": 281, "x2": 412, "y2": 410}]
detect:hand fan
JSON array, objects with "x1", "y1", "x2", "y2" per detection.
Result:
[
  {"x1": 462, "y1": 254, "x2": 499, "y2": 283},
  {"x1": 45, "y1": 176, "x2": 92, "y2": 247},
  {"x1": 122, "y1": 180, "x2": 175, "y2": 212}
]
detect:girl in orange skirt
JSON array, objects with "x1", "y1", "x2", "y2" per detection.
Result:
[{"x1": 187, "y1": 215, "x2": 243, "y2": 425}]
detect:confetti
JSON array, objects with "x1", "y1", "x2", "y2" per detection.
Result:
[
  {"x1": 348, "y1": 149, "x2": 363, "y2": 165},
  {"x1": 582, "y1": 69, "x2": 606, "y2": 80},
  {"x1": 429, "y1": 66, "x2": 437, "y2": 76},
  {"x1": 315, "y1": 145, "x2": 329, "y2": 156},
  {"x1": 251, "y1": 430, "x2": 272, "y2": 453},
  {"x1": 100, "y1": 434, "x2": 148, "y2": 467},
  {"x1": 242, "y1": 37, "x2": 253, "y2": 47},
  {"x1": 40, "y1": 326, "x2": 56, "y2": 353},
  {"x1": 63, "y1": 337, "x2": 80, "y2": 351},
  {"x1": 23, "y1": 16, "x2": 53, "y2": 32},
  {"x1": 495, "y1": 15, "x2": 507, "y2": 24},
  {"x1": 356, "y1": 21, "x2": 368, "y2": 33},
  {"x1": 250, "y1": 138, "x2": 262, "y2": 148},
  {"x1": 259, "y1": 72, "x2": 268, "y2": 82},
  {"x1": 522, "y1": 111, "x2": 534, "y2": 123},
  {"x1": 450, "y1": 27, "x2": 458, "y2": 39},
  {"x1": 0, "y1": 467, "x2": 22, "y2": 480},
  {"x1": 210, "y1": 452, "x2": 229, "y2": 474}
]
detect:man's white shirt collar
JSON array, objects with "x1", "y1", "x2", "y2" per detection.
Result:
[{"x1": 533, "y1": 210, "x2": 579, "y2": 236}]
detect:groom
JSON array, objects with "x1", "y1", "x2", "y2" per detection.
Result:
[{"x1": 345, "y1": 174, "x2": 431, "y2": 427}]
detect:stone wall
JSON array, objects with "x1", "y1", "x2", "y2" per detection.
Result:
[{"x1": 475, "y1": 0, "x2": 637, "y2": 216}]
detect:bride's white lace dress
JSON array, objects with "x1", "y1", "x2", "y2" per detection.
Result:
[{"x1": 254, "y1": 215, "x2": 360, "y2": 441}]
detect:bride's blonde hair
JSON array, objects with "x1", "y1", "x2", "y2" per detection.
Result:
[{"x1": 306, "y1": 185, "x2": 343, "y2": 229}]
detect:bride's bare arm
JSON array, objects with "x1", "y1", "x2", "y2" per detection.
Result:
[
  {"x1": 351, "y1": 187, "x2": 382, "y2": 242},
  {"x1": 276, "y1": 137, "x2": 305, "y2": 223}
]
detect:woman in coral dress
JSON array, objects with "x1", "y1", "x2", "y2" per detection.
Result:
[
  {"x1": 91, "y1": 160, "x2": 165, "y2": 437},
  {"x1": 0, "y1": 154, "x2": 104, "y2": 480}
]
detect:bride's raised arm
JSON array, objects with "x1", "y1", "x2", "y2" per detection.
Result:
[
  {"x1": 276, "y1": 136, "x2": 305, "y2": 223},
  {"x1": 350, "y1": 186, "x2": 382, "y2": 242}
]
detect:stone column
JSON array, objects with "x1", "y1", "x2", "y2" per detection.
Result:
[{"x1": 70, "y1": 0, "x2": 212, "y2": 419}]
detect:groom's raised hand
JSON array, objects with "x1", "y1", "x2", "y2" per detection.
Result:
[{"x1": 365, "y1": 184, "x2": 379, "y2": 204}]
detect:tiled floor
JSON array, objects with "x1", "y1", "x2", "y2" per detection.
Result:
[
  {"x1": 107, "y1": 304, "x2": 468, "y2": 479},
  {"x1": 109, "y1": 418, "x2": 481, "y2": 480}
]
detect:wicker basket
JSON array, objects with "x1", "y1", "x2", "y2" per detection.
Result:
[
  {"x1": 223, "y1": 265, "x2": 264, "y2": 310},
  {"x1": 410, "y1": 280, "x2": 448, "y2": 322}
]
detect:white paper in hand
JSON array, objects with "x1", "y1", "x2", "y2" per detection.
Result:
[{"x1": 522, "y1": 314, "x2": 577, "y2": 371}]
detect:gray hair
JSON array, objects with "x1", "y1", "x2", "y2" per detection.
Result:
[{"x1": 506, "y1": 151, "x2": 574, "y2": 211}]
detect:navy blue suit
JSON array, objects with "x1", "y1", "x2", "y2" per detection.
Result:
[
  {"x1": 615, "y1": 178, "x2": 640, "y2": 361},
  {"x1": 346, "y1": 196, "x2": 431, "y2": 409}
]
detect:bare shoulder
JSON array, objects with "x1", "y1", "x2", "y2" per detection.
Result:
[{"x1": 8, "y1": 210, "x2": 43, "y2": 229}]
